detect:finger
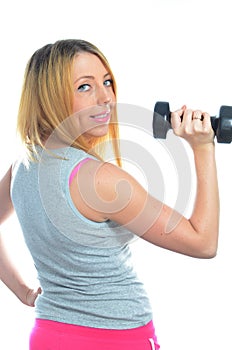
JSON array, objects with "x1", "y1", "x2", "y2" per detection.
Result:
[
  {"x1": 201, "y1": 112, "x2": 215, "y2": 140},
  {"x1": 201, "y1": 111, "x2": 211, "y2": 127},
  {"x1": 181, "y1": 105, "x2": 187, "y2": 112},
  {"x1": 192, "y1": 109, "x2": 203, "y2": 121},
  {"x1": 183, "y1": 108, "x2": 194, "y2": 124},
  {"x1": 171, "y1": 105, "x2": 186, "y2": 129},
  {"x1": 26, "y1": 287, "x2": 42, "y2": 307}
]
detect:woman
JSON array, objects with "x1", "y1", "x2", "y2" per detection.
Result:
[{"x1": 0, "y1": 39, "x2": 219, "y2": 349}]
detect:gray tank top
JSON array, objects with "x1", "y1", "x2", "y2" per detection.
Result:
[{"x1": 10, "y1": 146, "x2": 153, "y2": 329}]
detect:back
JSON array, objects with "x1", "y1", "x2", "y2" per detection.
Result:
[{"x1": 10, "y1": 146, "x2": 153, "y2": 329}]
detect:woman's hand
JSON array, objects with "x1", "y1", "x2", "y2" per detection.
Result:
[
  {"x1": 23, "y1": 286, "x2": 42, "y2": 307},
  {"x1": 171, "y1": 106, "x2": 215, "y2": 150}
]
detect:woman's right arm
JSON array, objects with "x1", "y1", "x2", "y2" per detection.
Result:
[
  {"x1": 0, "y1": 167, "x2": 41, "y2": 306},
  {"x1": 70, "y1": 107, "x2": 219, "y2": 259}
]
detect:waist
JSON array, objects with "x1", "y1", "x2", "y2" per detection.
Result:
[{"x1": 34, "y1": 318, "x2": 155, "y2": 341}]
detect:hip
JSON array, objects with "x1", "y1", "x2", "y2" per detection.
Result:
[{"x1": 30, "y1": 318, "x2": 160, "y2": 350}]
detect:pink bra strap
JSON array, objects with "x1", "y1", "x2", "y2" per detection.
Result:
[{"x1": 69, "y1": 158, "x2": 91, "y2": 185}]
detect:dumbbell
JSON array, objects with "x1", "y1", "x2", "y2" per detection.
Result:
[{"x1": 153, "y1": 101, "x2": 232, "y2": 143}]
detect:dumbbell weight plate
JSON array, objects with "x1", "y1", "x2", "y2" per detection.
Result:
[
  {"x1": 153, "y1": 102, "x2": 171, "y2": 139},
  {"x1": 217, "y1": 106, "x2": 232, "y2": 143}
]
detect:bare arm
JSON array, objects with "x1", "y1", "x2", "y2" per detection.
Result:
[
  {"x1": 0, "y1": 167, "x2": 41, "y2": 306},
  {"x1": 70, "y1": 107, "x2": 219, "y2": 258}
]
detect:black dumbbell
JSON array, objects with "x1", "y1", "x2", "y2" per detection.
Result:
[{"x1": 153, "y1": 101, "x2": 232, "y2": 143}]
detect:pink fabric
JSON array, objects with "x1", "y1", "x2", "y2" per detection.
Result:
[
  {"x1": 69, "y1": 158, "x2": 91, "y2": 185},
  {"x1": 29, "y1": 319, "x2": 160, "y2": 350}
]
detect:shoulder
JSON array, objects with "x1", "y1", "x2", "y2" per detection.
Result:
[
  {"x1": 74, "y1": 159, "x2": 147, "y2": 221},
  {"x1": 69, "y1": 159, "x2": 131, "y2": 222},
  {"x1": 79, "y1": 160, "x2": 139, "y2": 196}
]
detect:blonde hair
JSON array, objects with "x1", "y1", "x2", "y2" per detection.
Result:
[{"x1": 17, "y1": 39, "x2": 122, "y2": 166}]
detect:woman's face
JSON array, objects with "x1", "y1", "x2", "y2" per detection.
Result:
[{"x1": 72, "y1": 52, "x2": 116, "y2": 141}]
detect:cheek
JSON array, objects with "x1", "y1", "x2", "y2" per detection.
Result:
[
  {"x1": 73, "y1": 107, "x2": 94, "y2": 133},
  {"x1": 73, "y1": 99, "x2": 84, "y2": 115},
  {"x1": 73, "y1": 96, "x2": 95, "y2": 115}
]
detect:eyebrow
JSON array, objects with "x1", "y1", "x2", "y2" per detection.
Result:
[{"x1": 74, "y1": 73, "x2": 111, "y2": 84}]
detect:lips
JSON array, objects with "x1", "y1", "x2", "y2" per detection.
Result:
[{"x1": 90, "y1": 110, "x2": 111, "y2": 123}]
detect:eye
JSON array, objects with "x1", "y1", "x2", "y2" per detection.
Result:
[
  {"x1": 104, "y1": 79, "x2": 113, "y2": 87},
  {"x1": 77, "y1": 84, "x2": 91, "y2": 92}
]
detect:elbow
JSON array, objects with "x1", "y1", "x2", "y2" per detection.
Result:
[
  {"x1": 194, "y1": 246, "x2": 217, "y2": 259},
  {"x1": 202, "y1": 248, "x2": 217, "y2": 259},
  {"x1": 198, "y1": 237, "x2": 219, "y2": 259}
]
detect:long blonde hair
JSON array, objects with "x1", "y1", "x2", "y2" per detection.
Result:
[{"x1": 17, "y1": 39, "x2": 122, "y2": 166}]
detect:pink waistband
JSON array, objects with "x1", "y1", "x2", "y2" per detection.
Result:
[{"x1": 34, "y1": 319, "x2": 155, "y2": 341}]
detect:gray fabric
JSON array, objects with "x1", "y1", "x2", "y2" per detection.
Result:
[{"x1": 10, "y1": 146, "x2": 153, "y2": 329}]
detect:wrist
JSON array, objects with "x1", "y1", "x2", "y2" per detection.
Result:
[
  {"x1": 16, "y1": 283, "x2": 32, "y2": 305},
  {"x1": 192, "y1": 141, "x2": 215, "y2": 153}
]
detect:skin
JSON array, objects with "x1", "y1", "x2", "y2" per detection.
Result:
[
  {"x1": 0, "y1": 168, "x2": 41, "y2": 306},
  {"x1": 0, "y1": 52, "x2": 219, "y2": 306},
  {"x1": 70, "y1": 54, "x2": 219, "y2": 258},
  {"x1": 72, "y1": 53, "x2": 116, "y2": 142}
]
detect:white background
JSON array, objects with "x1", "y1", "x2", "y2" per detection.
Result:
[{"x1": 0, "y1": 0, "x2": 231, "y2": 349}]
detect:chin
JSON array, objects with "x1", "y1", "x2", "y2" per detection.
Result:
[{"x1": 85, "y1": 125, "x2": 109, "y2": 139}]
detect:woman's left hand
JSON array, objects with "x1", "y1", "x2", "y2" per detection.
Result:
[{"x1": 24, "y1": 287, "x2": 42, "y2": 307}]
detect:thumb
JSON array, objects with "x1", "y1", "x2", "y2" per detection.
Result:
[{"x1": 171, "y1": 105, "x2": 186, "y2": 129}]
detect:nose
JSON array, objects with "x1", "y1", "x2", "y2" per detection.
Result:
[{"x1": 96, "y1": 86, "x2": 112, "y2": 106}]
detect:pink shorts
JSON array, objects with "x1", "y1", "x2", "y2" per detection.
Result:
[{"x1": 30, "y1": 319, "x2": 160, "y2": 350}]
